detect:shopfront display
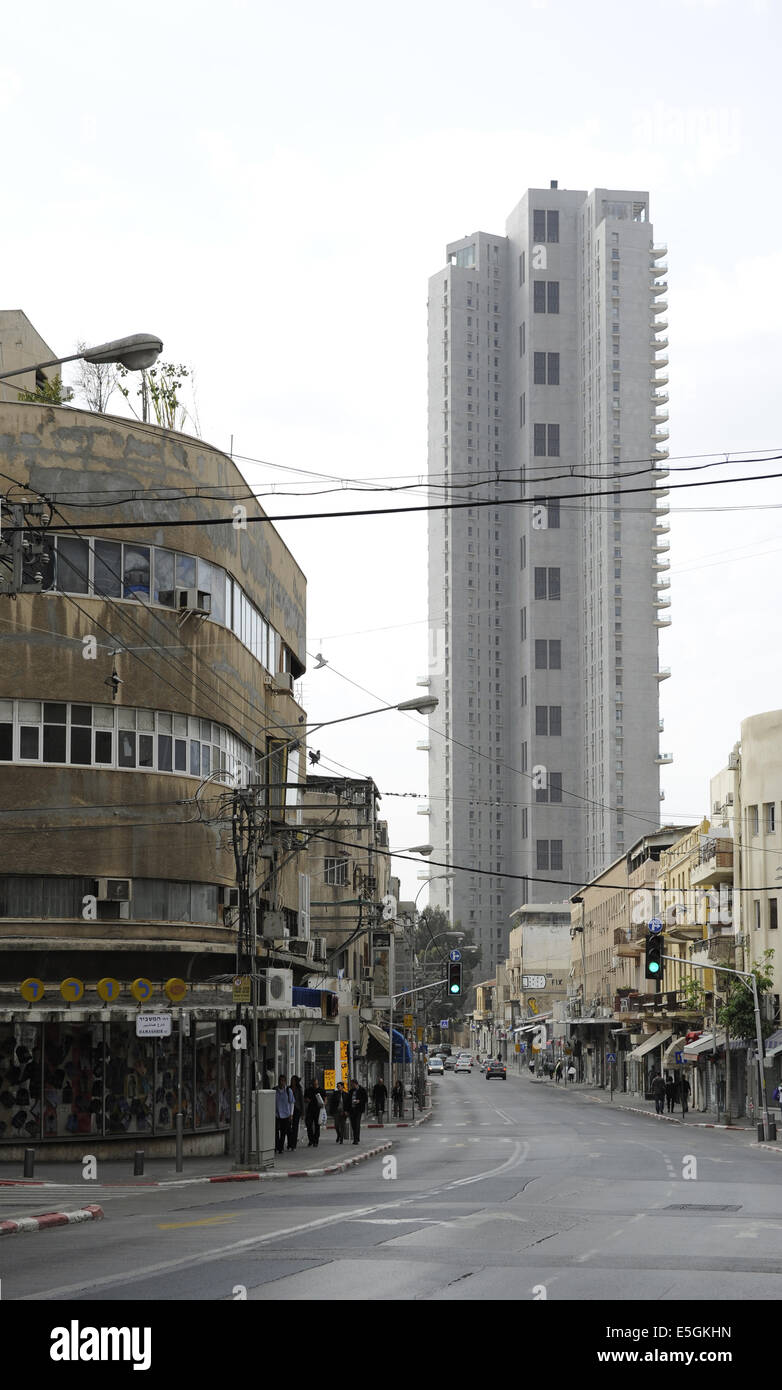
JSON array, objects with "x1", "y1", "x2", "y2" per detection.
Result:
[{"x1": 0, "y1": 1016, "x2": 234, "y2": 1143}]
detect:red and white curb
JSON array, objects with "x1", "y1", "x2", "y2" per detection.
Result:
[
  {"x1": 0, "y1": 1203, "x2": 104, "y2": 1236},
  {"x1": 0, "y1": 1119, "x2": 431, "y2": 1191}
]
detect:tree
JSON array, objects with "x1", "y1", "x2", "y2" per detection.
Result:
[
  {"x1": 71, "y1": 341, "x2": 118, "y2": 414},
  {"x1": 717, "y1": 950, "x2": 775, "y2": 1044},
  {"x1": 117, "y1": 361, "x2": 197, "y2": 433},
  {"x1": 16, "y1": 375, "x2": 73, "y2": 405}
]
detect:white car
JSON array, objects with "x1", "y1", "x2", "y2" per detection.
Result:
[
  {"x1": 427, "y1": 1056, "x2": 445, "y2": 1076},
  {"x1": 454, "y1": 1057, "x2": 472, "y2": 1073}
]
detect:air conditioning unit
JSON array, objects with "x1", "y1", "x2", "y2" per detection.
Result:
[
  {"x1": 262, "y1": 910, "x2": 288, "y2": 940},
  {"x1": 96, "y1": 878, "x2": 132, "y2": 902},
  {"x1": 176, "y1": 587, "x2": 211, "y2": 614},
  {"x1": 287, "y1": 938, "x2": 313, "y2": 960},
  {"x1": 728, "y1": 752, "x2": 740, "y2": 770},
  {"x1": 312, "y1": 938, "x2": 326, "y2": 962},
  {"x1": 262, "y1": 969, "x2": 292, "y2": 1008},
  {"x1": 219, "y1": 886, "x2": 239, "y2": 908},
  {"x1": 361, "y1": 966, "x2": 373, "y2": 981},
  {"x1": 269, "y1": 672, "x2": 294, "y2": 694},
  {"x1": 725, "y1": 793, "x2": 734, "y2": 806}
]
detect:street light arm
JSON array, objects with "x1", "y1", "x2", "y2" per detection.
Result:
[{"x1": 0, "y1": 333, "x2": 163, "y2": 384}]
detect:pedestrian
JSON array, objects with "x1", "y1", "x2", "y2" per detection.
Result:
[
  {"x1": 332, "y1": 1082, "x2": 347, "y2": 1143},
  {"x1": 392, "y1": 1079, "x2": 404, "y2": 1118},
  {"x1": 650, "y1": 1071, "x2": 666, "y2": 1116},
  {"x1": 303, "y1": 1078, "x2": 324, "y2": 1147},
  {"x1": 287, "y1": 1075, "x2": 304, "y2": 1150},
  {"x1": 567, "y1": 1062, "x2": 577, "y2": 1085},
  {"x1": 372, "y1": 1076, "x2": 388, "y2": 1124},
  {"x1": 274, "y1": 1074, "x2": 295, "y2": 1153},
  {"x1": 528, "y1": 1058, "x2": 535, "y2": 1074},
  {"x1": 680, "y1": 1072, "x2": 691, "y2": 1118},
  {"x1": 664, "y1": 1072, "x2": 676, "y2": 1114},
  {"x1": 346, "y1": 1077, "x2": 367, "y2": 1144},
  {"x1": 554, "y1": 1060, "x2": 563, "y2": 1084}
]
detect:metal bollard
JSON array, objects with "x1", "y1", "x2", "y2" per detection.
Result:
[
  {"x1": 175, "y1": 1113, "x2": 184, "y2": 1173},
  {"x1": 23, "y1": 1148, "x2": 35, "y2": 1178},
  {"x1": 133, "y1": 1150, "x2": 144, "y2": 1176}
]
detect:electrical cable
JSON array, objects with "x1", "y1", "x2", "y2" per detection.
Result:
[{"x1": 24, "y1": 458, "x2": 782, "y2": 534}]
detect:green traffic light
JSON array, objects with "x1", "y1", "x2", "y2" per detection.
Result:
[{"x1": 648, "y1": 961, "x2": 660, "y2": 974}]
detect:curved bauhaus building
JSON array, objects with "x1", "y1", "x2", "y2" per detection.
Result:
[{"x1": 0, "y1": 382, "x2": 313, "y2": 1154}]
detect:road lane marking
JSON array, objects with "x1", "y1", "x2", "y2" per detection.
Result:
[
  {"x1": 22, "y1": 1141, "x2": 528, "y2": 1301},
  {"x1": 157, "y1": 1215, "x2": 236, "y2": 1230}
]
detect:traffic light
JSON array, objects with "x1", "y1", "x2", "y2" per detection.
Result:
[
  {"x1": 645, "y1": 928, "x2": 664, "y2": 981},
  {"x1": 447, "y1": 961, "x2": 463, "y2": 995}
]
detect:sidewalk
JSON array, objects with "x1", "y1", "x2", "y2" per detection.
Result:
[{"x1": 0, "y1": 1106, "x2": 433, "y2": 1190}]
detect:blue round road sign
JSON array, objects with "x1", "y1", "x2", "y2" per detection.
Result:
[
  {"x1": 449, "y1": 949, "x2": 462, "y2": 961},
  {"x1": 648, "y1": 917, "x2": 663, "y2": 935}
]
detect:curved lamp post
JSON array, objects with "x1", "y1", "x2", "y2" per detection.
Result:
[{"x1": 0, "y1": 333, "x2": 164, "y2": 383}]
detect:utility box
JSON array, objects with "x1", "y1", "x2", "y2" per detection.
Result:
[{"x1": 249, "y1": 1089, "x2": 277, "y2": 1169}]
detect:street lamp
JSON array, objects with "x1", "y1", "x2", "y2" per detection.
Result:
[
  {"x1": 0, "y1": 333, "x2": 164, "y2": 383},
  {"x1": 300, "y1": 694, "x2": 438, "y2": 735}
]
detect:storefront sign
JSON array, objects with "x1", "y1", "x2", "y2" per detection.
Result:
[
  {"x1": 130, "y1": 978, "x2": 153, "y2": 1002},
  {"x1": 324, "y1": 1068, "x2": 336, "y2": 1091},
  {"x1": 165, "y1": 977, "x2": 187, "y2": 1003},
  {"x1": 96, "y1": 977, "x2": 121, "y2": 1003},
  {"x1": 232, "y1": 975, "x2": 251, "y2": 1003},
  {"x1": 522, "y1": 975, "x2": 546, "y2": 989},
  {"x1": 60, "y1": 977, "x2": 84, "y2": 1002},
  {"x1": 404, "y1": 1013, "x2": 413, "y2": 1027},
  {"x1": 135, "y1": 1014, "x2": 172, "y2": 1038},
  {"x1": 20, "y1": 978, "x2": 45, "y2": 1003},
  {"x1": 338, "y1": 1040, "x2": 349, "y2": 1086}
]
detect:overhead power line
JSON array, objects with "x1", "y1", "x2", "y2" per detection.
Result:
[{"x1": 29, "y1": 459, "x2": 782, "y2": 534}]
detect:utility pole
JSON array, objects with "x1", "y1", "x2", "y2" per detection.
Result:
[{"x1": 0, "y1": 498, "x2": 52, "y2": 597}]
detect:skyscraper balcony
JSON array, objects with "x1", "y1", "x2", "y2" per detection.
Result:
[
  {"x1": 654, "y1": 667, "x2": 672, "y2": 680},
  {"x1": 655, "y1": 751, "x2": 674, "y2": 764},
  {"x1": 651, "y1": 244, "x2": 668, "y2": 259}
]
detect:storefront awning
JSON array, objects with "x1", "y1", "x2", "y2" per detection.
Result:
[
  {"x1": 663, "y1": 1034, "x2": 688, "y2": 1066},
  {"x1": 359, "y1": 1024, "x2": 411, "y2": 1063},
  {"x1": 684, "y1": 1030, "x2": 725, "y2": 1058},
  {"x1": 512, "y1": 1015, "x2": 551, "y2": 1034},
  {"x1": 764, "y1": 1029, "x2": 782, "y2": 1059},
  {"x1": 629, "y1": 1029, "x2": 672, "y2": 1060}
]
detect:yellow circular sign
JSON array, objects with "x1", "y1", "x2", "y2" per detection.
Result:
[
  {"x1": 20, "y1": 978, "x2": 45, "y2": 1003},
  {"x1": 96, "y1": 977, "x2": 121, "y2": 1003},
  {"x1": 130, "y1": 977, "x2": 153, "y2": 1003},
  {"x1": 164, "y1": 977, "x2": 187, "y2": 1002},
  {"x1": 60, "y1": 977, "x2": 85, "y2": 1002}
]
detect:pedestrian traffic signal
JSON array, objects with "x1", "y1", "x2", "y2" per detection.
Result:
[
  {"x1": 645, "y1": 929, "x2": 664, "y2": 980},
  {"x1": 448, "y1": 961, "x2": 462, "y2": 995}
]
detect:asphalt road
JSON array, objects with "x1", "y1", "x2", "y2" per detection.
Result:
[{"x1": 5, "y1": 1071, "x2": 782, "y2": 1301}]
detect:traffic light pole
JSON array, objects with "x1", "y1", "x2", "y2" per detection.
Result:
[{"x1": 662, "y1": 954, "x2": 771, "y2": 1141}]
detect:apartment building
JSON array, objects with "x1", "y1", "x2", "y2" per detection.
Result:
[
  {"x1": 0, "y1": 343, "x2": 314, "y2": 1154},
  {"x1": 426, "y1": 185, "x2": 669, "y2": 975}
]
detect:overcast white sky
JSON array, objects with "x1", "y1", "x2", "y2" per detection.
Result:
[{"x1": 3, "y1": 0, "x2": 781, "y2": 903}]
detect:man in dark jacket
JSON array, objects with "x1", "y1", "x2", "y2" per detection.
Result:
[
  {"x1": 650, "y1": 1071, "x2": 666, "y2": 1115},
  {"x1": 372, "y1": 1078, "x2": 388, "y2": 1124},
  {"x1": 346, "y1": 1078, "x2": 368, "y2": 1144}
]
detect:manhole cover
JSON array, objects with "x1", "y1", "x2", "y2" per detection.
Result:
[{"x1": 664, "y1": 1204, "x2": 741, "y2": 1212}]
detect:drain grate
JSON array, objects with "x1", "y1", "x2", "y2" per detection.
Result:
[{"x1": 663, "y1": 1204, "x2": 741, "y2": 1212}]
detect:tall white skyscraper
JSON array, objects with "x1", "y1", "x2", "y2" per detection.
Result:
[{"x1": 425, "y1": 185, "x2": 670, "y2": 975}]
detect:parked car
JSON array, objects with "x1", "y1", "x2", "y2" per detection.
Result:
[
  {"x1": 427, "y1": 1056, "x2": 444, "y2": 1077},
  {"x1": 454, "y1": 1057, "x2": 472, "y2": 1074},
  {"x1": 485, "y1": 1061, "x2": 506, "y2": 1080}
]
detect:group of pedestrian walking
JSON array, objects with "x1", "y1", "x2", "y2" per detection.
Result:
[
  {"x1": 274, "y1": 1073, "x2": 398, "y2": 1154},
  {"x1": 649, "y1": 1069, "x2": 690, "y2": 1117}
]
